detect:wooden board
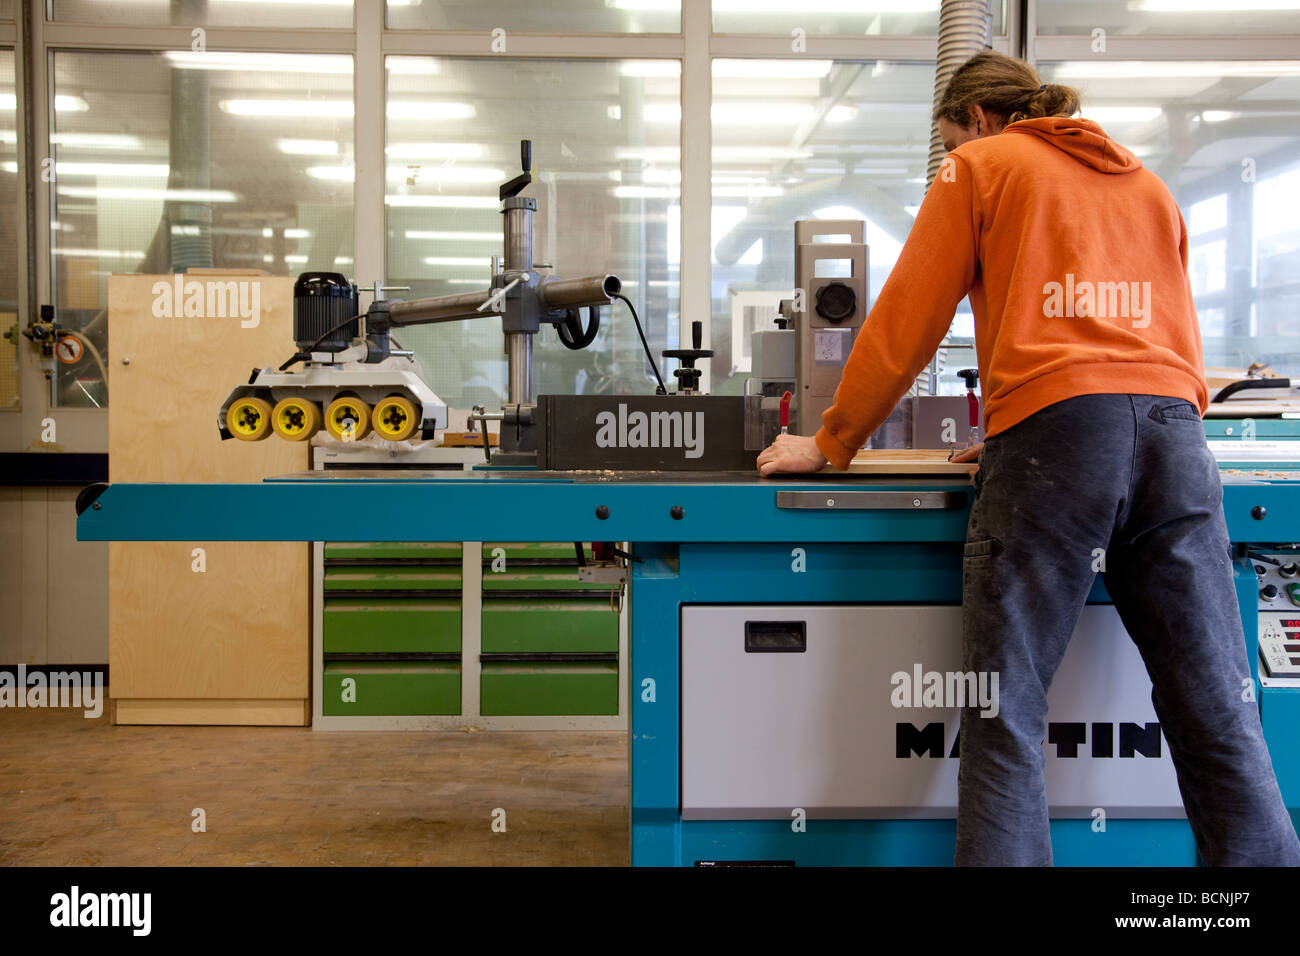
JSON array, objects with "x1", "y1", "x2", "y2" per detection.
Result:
[
  {"x1": 827, "y1": 448, "x2": 977, "y2": 476},
  {"x1": 107, "y1": 274, "x2": 308, "y2": 723},
  {"x1": 114, "y1": 698, "x2": 308, "y2": 726}
]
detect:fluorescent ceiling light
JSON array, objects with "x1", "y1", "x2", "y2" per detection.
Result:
[
  {"x1": 387, "y1": 166, "x2": 505, "y2": 183},
  {"x1": 1084, "y1": 106, "x2": 1163, "y2": 123},
  {"x1": 385, "y1": 194, "x2": 499, "y2": 208},
  {"x1": 278, "y1": 139, "x2": 340, "y2": 156},
  {"x1": 610, "y1": 103, "x2": 857, "y2": 123},
  {"x1": 284, "y1": 228, "x2": 310, "y2": 239},
  {"x1": 385, "y1": 143, "x2": 483, "y2": 160},
  {"x1": 221, "y1": 99, "x2": 353, "y2": 117},
  {"x1": 713, "y1": 146, "x2": 814, "y2": 161},
  {"x1": 385, "y1": 57, "x2": 441, "y2": 75},
  {"x1": 713, "y1": 59, "x2": 834, "y2": 78},
  {"x1": 334, "y1": 256, "x2": 353, "y2": 265},
  {"x1": 54, "y1": 162, "x2": 169, "y2": 177},
  {"x1": 56, "y1": 186, "x2": 238, "y2": 202},
  {"x1": 405, "y1": 230, "x2": 501, "y2": 242},
  {"x1": 54, "y1": 96, "x2": 88, "y2": 112},
  {"x1": 1054, "y1": 60, "x2": 1300, "y2": 79},
  {"x1": 387, "y1": 101, "x2": 476, "y2": 120},
  {"x1": 51, "y1": 133, "x2": 143, "y2": 150},
  {"x1": 1130, "y1": 0, "x2": 1300, "y2": 10},
  {"x1": 620, "y1": 61, "x2": 681, "y2": 77},
  {"x1": 613, "y1": 185, "x2": 680, "y2": 199},
  {"x1": 285, "y1": 255, "x2": 308, "y2": 265},
  {"x1": 615, "y1": 146, "x2": 680, "y2": 161},
  {"x1": 309, "y1": 165, "x2": 355, "y2": 181},
  {"x1": 52, "y1": 247, "x2": 145, "y2": 258},
  {"x1": 1202, "y1": 110, "x2": 1237, "y2": 122},
  {"x1": 162, "y1": 51, "x2": 352, "y2": 73},
  {"x1": 424, "y1": 257, "x2": 494, "y2": 267},
  {"x1": 712, "y1": 185, "x2": 784, "y2": 197},
  {"x1": 711, "y1": 0, "x2": 938, "y2": 10},
  {"x1": 605, "y1": 0, "x2": 679, "y2": 9}
]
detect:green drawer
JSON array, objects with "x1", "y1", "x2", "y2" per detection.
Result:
[
  {"x1": 482, "y1": 567, "x2": 608, "y2": 591},
  {"x1": 324, "y1": 565, "x2": 461, "y2": 591},
  {"x1": 482, "y1": 542, "x2": 580, "y2": 561},
  {"x1": 324, "y1": 598, "x2": 461, "y2": 654},
  {"x1": 480, "y1": 662, "x2": 618, "y2": 716},
  {"x1": 323, "y1": 662, "x2": 460, "y2": 716},
  {"x1": 482, "y1": 598, "x2": 617, "y2": 653},
  {"x1": 325, "y1": 542, "x2": 462, "y2": 561}
]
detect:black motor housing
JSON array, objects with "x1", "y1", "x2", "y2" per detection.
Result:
[{"x1": 294, "y1": 272, "x2": 358, "y2": 352}]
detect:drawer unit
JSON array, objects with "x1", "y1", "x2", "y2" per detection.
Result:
[{"x1": 322, "y1": 661, "x2": 461, "y2": 716}]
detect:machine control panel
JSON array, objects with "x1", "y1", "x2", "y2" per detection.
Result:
[{"x1": 1254, "y1": 552, "x2": 1300, "y2": 678}]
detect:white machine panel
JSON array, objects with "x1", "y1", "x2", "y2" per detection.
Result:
[{"x1": 680, "y1": 605, "x2": 1182, "y2": 820}]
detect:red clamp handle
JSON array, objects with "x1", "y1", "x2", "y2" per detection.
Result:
[{"x1": 780, "y1": 390, "x2": 792, "y2": 430}]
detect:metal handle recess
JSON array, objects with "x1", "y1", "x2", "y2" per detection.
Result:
[{"x1": 775, "y1": 490, "x2": 965, "y2": 510}]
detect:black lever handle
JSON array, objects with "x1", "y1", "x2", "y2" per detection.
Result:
[
  {"x1": 691, "y1": 320, "x2": 702, "y2": 350},
  {"x1": 521, "y1": 139, "x2": 531, "y2": 174}
]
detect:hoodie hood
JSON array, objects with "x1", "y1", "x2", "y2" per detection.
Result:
[{"x1": 1002, "y1": 116, "x2": 1142, "y2": 174}]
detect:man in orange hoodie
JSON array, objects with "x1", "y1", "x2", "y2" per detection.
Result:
[{"x1": 757, "y1": 51, "x2": 1300, "y2": 866}]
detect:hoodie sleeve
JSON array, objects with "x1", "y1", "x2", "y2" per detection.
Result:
[{"x1": 814, "y1": 153, "x2": 982, "y2": 470}]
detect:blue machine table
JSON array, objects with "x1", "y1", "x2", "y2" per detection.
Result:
[{"x1": 77, "y1": 467, "x2": 1300, "y2": 866}]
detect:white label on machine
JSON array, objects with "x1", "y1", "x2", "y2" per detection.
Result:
[{"x1": 680, "y1": 605, "x2": 1182, "y2": 820}]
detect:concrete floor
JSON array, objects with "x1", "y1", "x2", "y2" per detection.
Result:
[{"x1": 0, "y1": 707, "x2": 628, "y2": 866}]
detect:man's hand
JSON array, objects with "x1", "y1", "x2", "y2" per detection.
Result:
[
  {"x1": 950, "y1": 441, "x2": 984, "y2": 476},
  {"x1": 757, "y1": 433, "x2": 828, "y2": 477}
]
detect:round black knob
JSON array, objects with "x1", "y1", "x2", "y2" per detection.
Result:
[
  {"x1": 814, "y1": 282, "x2": 856, "y2": 323},
  {"x1": 595, "y1": 505, "x2": 610, "y2": 520},
  {"x1": 1257, "y1": 565, "x2": 1269, "y2": 576},
  {"x1": 670, "y1": 506, "x2": 684, "y2": 520},
  {"x1": 958, "y1": 368, "x2": 979, "y2": 389},
  {"x1": 1252, "y1": 505, "x2": 1267, "y2": 520},
  {"x1": 1262, "y1": 584, "x2": 1279, "y2": 600},
  {"x1": 1282, "y1": 563, "x2": 1298, "y2": 578}
]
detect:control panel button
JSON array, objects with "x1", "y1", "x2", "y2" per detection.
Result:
[{"x1": 1262, "y1": 584, "x2": 1279, "y2": 600}]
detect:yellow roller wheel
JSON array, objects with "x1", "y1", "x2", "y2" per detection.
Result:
[
  {"x1": 225, "y1": 396, "x2": 273, "y2": 442},
  {"x1": 324, "y1": 396, "x2": 371, "y2": 442},
  {"x1": 372, "y1": 395, "x2": 419, "y2": 441},
  {"x1": 271, "y1": 396, "x2": 322, "y2": 442}
]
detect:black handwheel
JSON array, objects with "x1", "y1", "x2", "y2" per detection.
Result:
[{"x1": 557, "y1": 305, "x2": 601, "y2": 350}]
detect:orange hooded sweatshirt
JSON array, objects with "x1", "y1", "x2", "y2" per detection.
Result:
[{"x1": 814, "y1": 116, "x2": 1208, "y2": 471}]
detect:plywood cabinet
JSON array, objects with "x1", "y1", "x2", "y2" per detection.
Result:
[{"x1": 107, "y1": 273, "x2": 308, "y2": 725}]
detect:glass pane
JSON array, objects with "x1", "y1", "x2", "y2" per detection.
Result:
[
  {"x1": 51, "y1": 0, "x2": 354, "y2": 29},
  {"x1": 50, "y1": 51, "x2": 354, "y2": 407},
  {"x1": 710, "y1": 60, "x2": 965, "y2": 396},
  {"x1": 385, "y1": 56, "x2": 680, "y2": 409},
  {"x1": 0, "y1": 49, "x2": 17, "y2": 408},
  {"x1": 0, "y1": 2, "x2": 13, "y2": 21},
  {"x1": 713, "y1": 1, "x2": 1004, "y2": 37},
  {"x1": 387, "y1": 0, "x2": 680, "y2": 33},
  {"x1": 1040, "y1": 61, "x2": 1300, "y2": 375},
  {"x1": 1036, "y1": 0, "x2": 1300, "y2": 36}
]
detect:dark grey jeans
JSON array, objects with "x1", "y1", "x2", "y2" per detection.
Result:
[{"x1": 956, "y1": 393, "x2": 1300, "y2": 866}]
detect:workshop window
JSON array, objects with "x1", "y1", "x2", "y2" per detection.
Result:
[
  {"x1": 47, "y1": 50, "x2": 355, "y2": 408},
  {"x1": 387, "y1": 0, "x2": 681, "y2": 33},
  {"x1": 1037, "y1": 60, "x2": 1300, "y2": 376},
  {"x1": 711, "y1": 1, "x2": 1005, "y2": 36},
  {"x1": 0, "y1": 47, "x2": 16, "y2": 408},
  {"x1": 708, "y1": 59, "x2": 971, "y2": 396},
  {"x1": 384, "y1": 55, "x2": 681, "y2": 409},
  {"x1": 1036, "y1": 0, "x2": 1300, "y2": 36},
  {"x1": 49, "y1": 0, "x2": 355, "y2": 29},
  {"x1": 0, "y1": 2, "x2": 12, "y2": 21}
]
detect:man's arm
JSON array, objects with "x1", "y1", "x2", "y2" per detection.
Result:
[{"x1": 814, "y1": 153, "x2": 982, "y2": 470}]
